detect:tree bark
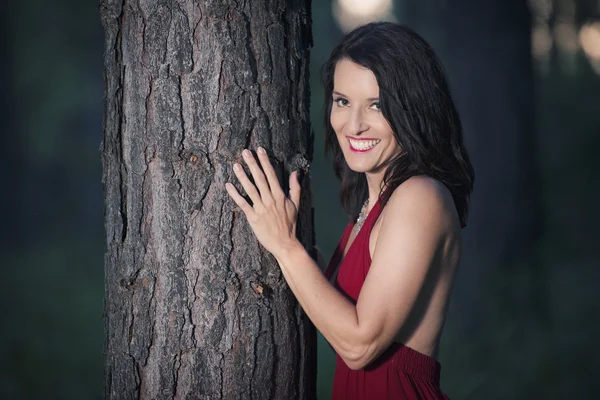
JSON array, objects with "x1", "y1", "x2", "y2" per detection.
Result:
[{"x1": 100, "y1": 1, "x2": 315, "y2": 399}]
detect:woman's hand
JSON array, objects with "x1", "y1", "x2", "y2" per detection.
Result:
[{"x1": 225, "y1": 147, "x2": 302, "y2": 259}]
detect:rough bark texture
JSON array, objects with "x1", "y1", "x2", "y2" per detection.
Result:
[{"x1": 100, "y1": 1, "x2": 315, "y2": 399}]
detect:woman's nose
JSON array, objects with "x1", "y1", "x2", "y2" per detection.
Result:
[{"x1": 345, "y1": 109, "x2": 369, "y2": 136}]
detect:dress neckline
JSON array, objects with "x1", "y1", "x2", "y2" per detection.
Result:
[
  {"x1": 342, "y1": 198, "x2": 382, "y2": 258},
  {"x1": 325, "y1": 195, "x2": 385, "y2": 280}
]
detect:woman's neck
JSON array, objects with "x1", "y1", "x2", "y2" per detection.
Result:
[{"x1": 364, "y1": 169, "x2": 387, "y2": 211}]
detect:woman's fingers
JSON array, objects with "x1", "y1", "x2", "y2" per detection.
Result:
[
  {"x1": 242, "y1": 149, "x2": 272, "y2": 201},
  {"x1": 225, "y1": 182, "x2": 256, "y2": 218},
  {"x1": 232, "y1": 162, "x2": 262, "y2": 206},
  {"x1": 289, "y1": 170, "x2": 302, "y2": 209},
  {"x1": 256, "y1": 147, "x2": 285, "y2": 198}
]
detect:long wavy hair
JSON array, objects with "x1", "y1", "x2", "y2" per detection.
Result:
[{"x1": 323, "y1": 22, "x2": 475, "y2": 227}]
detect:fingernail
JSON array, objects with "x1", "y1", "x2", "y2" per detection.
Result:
[
  {"x1": 243, "y1": 149, "x2": 251, "y2": 157},
  {"x1": 233, "y1": 163, "x2": 241, "y2": 171},
  {"x1": 257, "y1": 147, "x2": 266, "y2": 154}
]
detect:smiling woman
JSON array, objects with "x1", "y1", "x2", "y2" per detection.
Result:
[
  {"x1": 226, "y1": 22, "x2": 474, "y2": 400},
  {"x1": 330, "y1": 59, "x2": 400, "y2": 174},
  {"x1": 322, "y1": 23, "x2": 474, "y2": 227}
]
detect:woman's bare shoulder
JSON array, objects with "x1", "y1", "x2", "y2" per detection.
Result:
[{"x1": 384, "y1": 175, "x2": 459, "y2": 232}]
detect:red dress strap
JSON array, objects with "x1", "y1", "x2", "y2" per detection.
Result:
[
  {"x1": 325, "y1": 221, "x2": 353, "y2": 280},
  {"x1": 324, "y1": 189, "x2": 390, "y2": 281}
]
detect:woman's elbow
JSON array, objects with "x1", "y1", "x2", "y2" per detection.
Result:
[
  {"x1": 343, "y1": 357, "x2": 369, "y2": 371},
  {"x1": 340, "y1": 343, "x2": 377, "y2": 371},
  {"x1": 336, "y1": 325, "x2": 384, "y2": 370}
]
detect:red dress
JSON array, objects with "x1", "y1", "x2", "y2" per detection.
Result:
[{"x1": 325, "y1": 196, "x2": 450, "y2": 400}]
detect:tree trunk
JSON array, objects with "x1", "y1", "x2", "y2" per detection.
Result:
[{"x1": 100, "y1": 1, "x2": 315, "y2": 399}]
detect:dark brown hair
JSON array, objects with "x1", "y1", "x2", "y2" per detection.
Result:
[{"x1": 323, "y1": 22, "x2": 474, "y2": 227}]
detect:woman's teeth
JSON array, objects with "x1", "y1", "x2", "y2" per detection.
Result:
[{"x1": 349, "y1": 138, "x2": 380, "y2": 151}]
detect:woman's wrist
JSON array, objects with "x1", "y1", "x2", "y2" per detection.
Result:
[{"x1": 274, "y1": 238, "x2": 305, "y2": 267}]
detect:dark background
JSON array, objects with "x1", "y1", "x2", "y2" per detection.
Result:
[{"x1": 1, "y1": 0, "x2": 599, "y2": 399}]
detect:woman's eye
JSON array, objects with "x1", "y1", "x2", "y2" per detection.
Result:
[
  {"x1": 334, "y1": 98, "x2": 349, "y2": 107},
  {"x1": 370, "y1": 102, "x2": 381, "y2": 110}
]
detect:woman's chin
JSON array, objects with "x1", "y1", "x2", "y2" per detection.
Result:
[
  {"x1": 346, "y1": 162, "x2": 373, "y2": 173},
  {"x1": 346, "y1": 158, "x2": 392, "y2": 175}
]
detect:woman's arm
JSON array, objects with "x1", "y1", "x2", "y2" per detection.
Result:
[
  {"x1": 275, "y1": 178, "x2": 451, "y2": 369},
  {"x1": 226, "y1": 149, "x2": 452, "y2": 370}
]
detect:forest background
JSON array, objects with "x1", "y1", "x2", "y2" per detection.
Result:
[{"x1": 1, "y1": 0, "x2": 599, "y2": 399}]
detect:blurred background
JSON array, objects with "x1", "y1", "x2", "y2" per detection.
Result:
[{"x1": 1, "y1": 0, "x2": 599, "y2": 399}]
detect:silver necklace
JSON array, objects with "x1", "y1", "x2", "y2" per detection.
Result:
[{"x1": 355, "y1": 199, "x2": 370, "y2": 234}]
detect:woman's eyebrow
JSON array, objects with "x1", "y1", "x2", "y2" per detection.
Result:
[{"x1": 332, "y1": 90, "x2": 379, "y2": 101}]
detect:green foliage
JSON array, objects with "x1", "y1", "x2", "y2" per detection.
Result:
[
  {"x1": 11, "y1": 0, "x2": 103, "y2": 164},
  {"x1": 1, "y1": 240, "x2": 104, "y2": 400}
]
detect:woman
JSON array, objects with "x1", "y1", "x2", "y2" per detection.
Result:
[{"x1": 225, "y1": 22, "x2": 474, "y2": 400}]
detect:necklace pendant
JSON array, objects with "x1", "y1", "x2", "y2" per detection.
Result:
[{"x1": 355, "y1": 199, "x2": 369, "y2": 234}]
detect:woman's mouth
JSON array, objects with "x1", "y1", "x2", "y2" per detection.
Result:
[{"x1": 348, "y1": 137, "x2": 380, "y2": 152}]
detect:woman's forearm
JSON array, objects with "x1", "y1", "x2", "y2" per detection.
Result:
[{"x1": 275, "y1": 241, "x2": 373, "y2": 366}]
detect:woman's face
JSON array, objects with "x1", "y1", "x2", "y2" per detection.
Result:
[{"x1": 330, "y1": 58, "x2": 401, "y2": 174}]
